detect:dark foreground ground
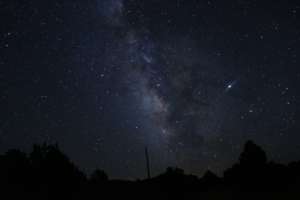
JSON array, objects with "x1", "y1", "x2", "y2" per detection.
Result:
[{"x1": 1, "y1": 140, "x2": 300, "y2": 200}]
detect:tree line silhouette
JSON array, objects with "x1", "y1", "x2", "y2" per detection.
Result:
[{"x1": 1, "y1": 140, "x2": 300, "y2": 199}]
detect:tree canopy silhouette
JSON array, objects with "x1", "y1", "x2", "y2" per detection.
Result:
[{"x1": 239, "y1": 140, "x2": 267, "y2": 166}]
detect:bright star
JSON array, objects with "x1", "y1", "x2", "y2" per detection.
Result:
[{"x1": 225, "y1": 80, "x2": 237, "y2": 92}]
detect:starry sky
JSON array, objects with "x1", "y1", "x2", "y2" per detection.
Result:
[{"x1": 0, "y1": 0, "x2": 299, "y2": 179}]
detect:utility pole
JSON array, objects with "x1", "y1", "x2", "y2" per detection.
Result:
[{"x1": 145, "y1": 147, "x2": 151, "y2": 179}]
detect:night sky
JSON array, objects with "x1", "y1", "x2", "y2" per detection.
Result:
[{"x1": 0, "y1": 0, "x2": 299, "y2": 179}]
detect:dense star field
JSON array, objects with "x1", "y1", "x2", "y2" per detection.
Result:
[{"x1": 0, "y1": 0, "x2": 299, "y2": 179}]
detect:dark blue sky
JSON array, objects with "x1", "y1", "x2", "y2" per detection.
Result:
[{"x1": 0, "y1": 0, "x2": 299, "y2": 179}]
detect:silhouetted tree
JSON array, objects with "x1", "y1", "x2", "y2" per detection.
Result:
[
  {"x1": 224, "y1": 140, "x2": 268, "y2": 185},
  {"x1": 239, "y1": 140, "x2": 267, "y2": 166},
  {"x1": 1, "y1": 149, "x2": 30, "y2": 182},
  {"x1": 28, "y1": 143, "x2": 86, "y2": 199}
]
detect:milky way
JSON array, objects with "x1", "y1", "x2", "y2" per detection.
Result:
[{"x1": 0, "y1": 0, "x2": 299, "y2": 179}]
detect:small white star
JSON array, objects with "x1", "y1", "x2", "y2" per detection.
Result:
[
  {"x1": 225, "y1": 80, "x2": 237, "y2": 92},
  {"x1": 259, "y1": 35, "x2": 264, "y2": 40}
]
